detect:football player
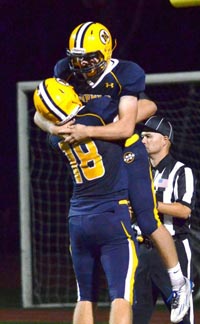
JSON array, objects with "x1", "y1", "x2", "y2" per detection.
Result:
[
  {"x1": 34, "y1": 22, "x2": 192, "y2": 323},
  {"x1": 34, "y1": 77, "x2": 139, "y2": 324}
]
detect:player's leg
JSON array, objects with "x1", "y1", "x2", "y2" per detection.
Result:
[
  {"x1": 69, "y1": 215, "x2": 100, "y2": 324},
  {"x1": 124, "y1": 139, "x2": 181, "y2": 269},
  {"x1": 151, "y1": 225, "x2": 180, "y2": 269},
  {"x1": 110, "y1": 298, "x2": 133, "y2": 324},
  {"x1": 97, "y1": 200, "x2": 138, "y2": 324},
  {"x1": 123, "y1": 138, "x2": 192, "y2": 322},
  {"x1": 73, "y1": 301, "x2": 94, "y2": 324},
  {"x1": 123, "y1": 137, "x2": 160, "y2": 235}
]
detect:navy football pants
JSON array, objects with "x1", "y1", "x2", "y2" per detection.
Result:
[
  {"x1": 123, "y1": 138, "x2": 161, "y2": 235},
  {"x1": 69, "y1": 200, "x2": 139, "y2": 303}
]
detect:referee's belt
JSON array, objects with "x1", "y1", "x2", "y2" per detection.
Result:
[{"x1": 137, "y1": 233, "x2": 187, "y2": 249}]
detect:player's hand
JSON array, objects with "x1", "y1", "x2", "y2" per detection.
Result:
[
  {"x1": 56, "y1": 119, "x2": 75, "y2": 133},
  {"x1": 59, "y1": 123, "x2": 90, "y2": 144}
]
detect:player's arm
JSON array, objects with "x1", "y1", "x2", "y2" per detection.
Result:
[
  {"x1": 58, "y1": 95, "x2": 156, "y2": 143},
  {"x1": 34, "y1": 111, "x2": 61, "y2": 135},
  {"x1": 34, "y1": 95, "x2": 155, "y2": 142},
  {"x1": 136, "y1": 92, "x2": 157, "y2": 123},
  {"x1": 86, "y1": 95, "x2": 138, "y2": 140},
  {"x1": 58, "y1": 95, "x2": 138, "y2": 142},
  {"x1": 137, "y1": 98, "x2": 157, "y2": 123}
]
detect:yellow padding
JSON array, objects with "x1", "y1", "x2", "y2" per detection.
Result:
[
  {"x1": 124, "y1": 134, "x2": 139, "y2": 147},
  {"x1": 119, "y1": 199, "x2": 129, "y2": 205},
  {"x1": 137, "y1": 236, "x2": 144, "y2": 243},
  {"x1": 169, "y1": 0, "x2": 200, "y2": 7}
]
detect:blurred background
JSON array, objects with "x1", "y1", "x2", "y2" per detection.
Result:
[{"x1": 1, "y1": 0, "x2": 200, "y2": 308}]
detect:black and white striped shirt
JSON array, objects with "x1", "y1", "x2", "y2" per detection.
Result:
[{"x1": 153, "y1": 154, "x2": 196, "y2": 237}]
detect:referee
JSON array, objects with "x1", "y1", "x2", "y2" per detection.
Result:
[{"x1": 133, "y1": 116, "x2": 196, "y2": 324}]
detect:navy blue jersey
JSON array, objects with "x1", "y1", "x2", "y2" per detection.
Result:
[
  {"x1": 54, "y1": 57, "x2": 145, "y2": 101},
  {"x1": 49, "y1": 97, "x2": 128, "y2": 216},
  {"x1": 53, "y1": 55, "x2": 161, "y2": 236}
]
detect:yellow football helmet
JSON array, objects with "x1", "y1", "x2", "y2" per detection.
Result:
[
  {"x1": 33, "y1": 78, "x2": 82, "y2": 124},
  {"x1": 67, "y1": 21, "x2": 115, "y2": 81}
]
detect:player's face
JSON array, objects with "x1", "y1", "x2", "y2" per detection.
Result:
[
  {"x1": 74, "y1": 56, "x2": 99, "y2": 78},
  {"x1": 78, "y1": 56, "x2": 99, "y2": 68},
  {"x1": 141, "y1": 132, "x2": 168, "y2": 155},
  {"x1": 69, "y1": 51, "x2": 105, "y2": 81}
]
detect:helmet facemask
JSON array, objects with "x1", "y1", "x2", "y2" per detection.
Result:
[{"x1": 67, "y1": 49, "x2": 107, "y2": 82}]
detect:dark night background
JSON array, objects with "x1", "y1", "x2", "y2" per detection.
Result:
[{"x1": 1, "y1": 0, "x2": 200, "y2": 298}]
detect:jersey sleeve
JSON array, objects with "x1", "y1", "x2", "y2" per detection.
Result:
[
  {"x1": 117, "y1": 60, "x2": 145, "y2": 97},
  {"x1": 85, "y1": 97, "x2": 119, "y2": 124},
  {"x1": 53, "y1": 57, "x2": 71, "y2": 80}
]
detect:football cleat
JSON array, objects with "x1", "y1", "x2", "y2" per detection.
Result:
[{"x1": 170, "y1": 277, "x2": 193, "y2": 323}]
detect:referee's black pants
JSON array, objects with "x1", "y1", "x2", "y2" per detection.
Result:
[{"x1": 133, "y1": 237, "x2": 193, "y2": 324}]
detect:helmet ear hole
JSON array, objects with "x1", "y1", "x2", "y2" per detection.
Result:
[{"x1": 68, "y1": 22, "x2": 113, "y2": 80}]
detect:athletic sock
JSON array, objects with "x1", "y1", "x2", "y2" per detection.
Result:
[{"x1": 168, "y1": 262, "x2": 185, "y2": 291}]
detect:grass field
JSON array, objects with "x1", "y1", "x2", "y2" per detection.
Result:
[
  {"x1": 0, "y1": 305, "x2": 200, "y2": 324},
  {"x1": 0, "y1": 286, "x2": 199, "y2": 324},
  {"x1": 0, "y1": 288, "x2": 108, "y2": 323}
]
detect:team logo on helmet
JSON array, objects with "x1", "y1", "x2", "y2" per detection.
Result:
[
  {"x1": 100, "y1": 29, "x2": 110, "y2": 44},
  {"x1": 123, "y1": 152, "x2": 135, "y2": 164}
]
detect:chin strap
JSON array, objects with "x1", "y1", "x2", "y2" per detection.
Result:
[{"x1": 56, "y1": 105, "x2": 85, "y2": 126}]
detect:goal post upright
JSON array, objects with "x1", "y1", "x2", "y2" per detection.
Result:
[
  {"x1": 17, "y1": 81, "x2": 40, "y2": 308},
  {"x1": 146, "y1": 71, "x2": 200, "y2": 84}
]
